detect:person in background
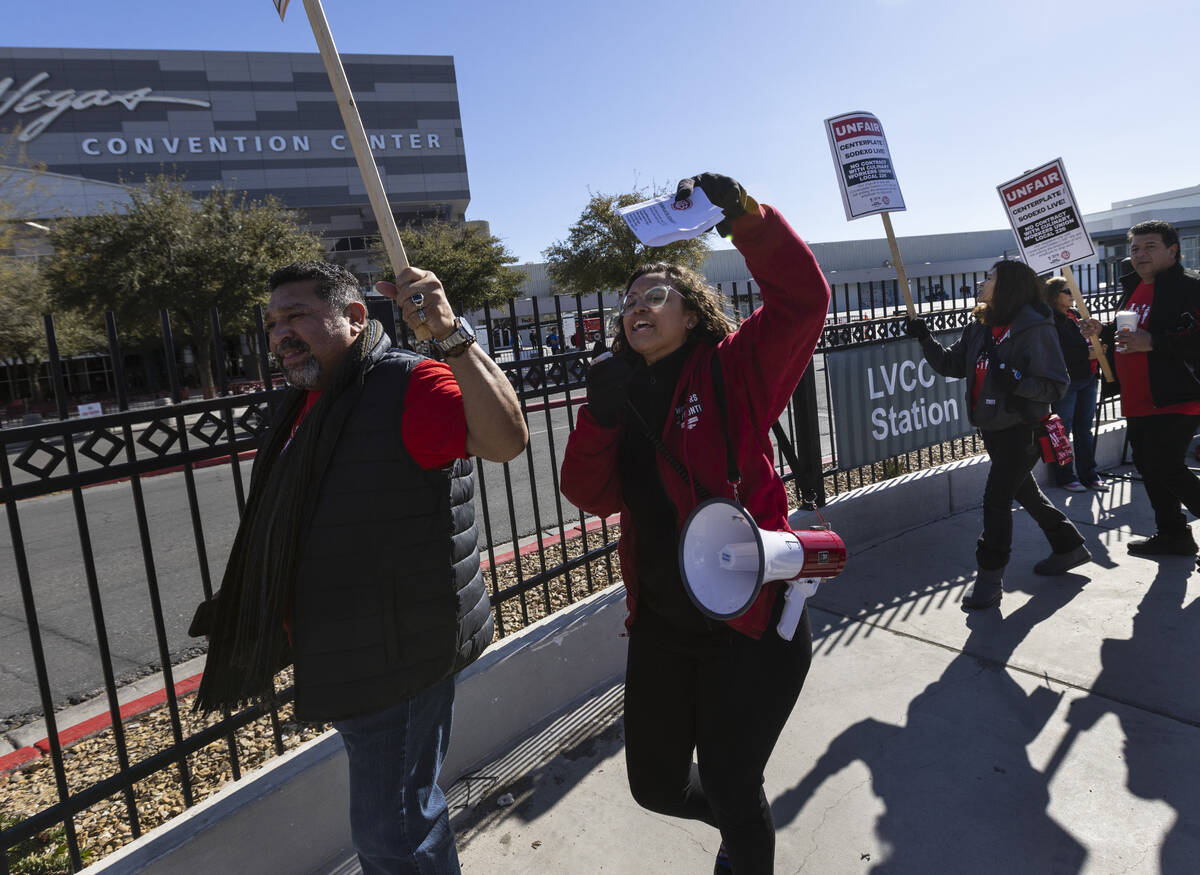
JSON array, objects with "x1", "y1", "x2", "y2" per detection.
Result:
[
  {"x1": 906, "y1": 260, "x2": 1091, "y2": 610},
  {"x1": 1081, "y1": 219, "x2": 1200, "y2": 556},
  {"x1": 1044, "y1": 275, "x2": 1107, "y2": 492},
  {"x1": 561, "y1": 172, "x2": 829, "y2": 874}
]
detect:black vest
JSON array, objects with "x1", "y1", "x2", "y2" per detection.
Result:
[{"x1": 289, "y1": 350, "x2": 492, "y2": 721}]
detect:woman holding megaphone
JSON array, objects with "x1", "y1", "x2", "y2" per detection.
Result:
[
  {"x1": 561, "y1": 173, "x2": 830, "y2": 874},
  {"x1": 905, "y1": 260, "x2": 1091, "y2": 611}
]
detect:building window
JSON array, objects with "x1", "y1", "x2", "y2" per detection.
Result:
[
  {"x1": 329, "y1": 236, "x2": 369, "y2": 252},
  {"x1": 1100, "y1": 242, "x2": 1128, "y2": 261},
  {"x1": 1180, "y1": 236, "x2": 1199, "y2": 270}
]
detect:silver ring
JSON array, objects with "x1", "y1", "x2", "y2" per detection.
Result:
[
  {"x1": 410, "y1": 293, "x2": 425, "y2": 306},
  {"x1": 417, "y1": 308, "x2": 427, "y2": 323}
]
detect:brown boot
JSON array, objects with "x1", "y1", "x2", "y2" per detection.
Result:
[{"x1": 963, "y1": 566, "x2": 1004, "y2": 610}]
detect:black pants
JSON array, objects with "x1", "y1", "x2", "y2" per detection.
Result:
[
  {"x1": 623, "y1": 603, "x2": 813, "y2": 875},
  {"x1": 978, "y1": 425, "x2": 1084, "y2": 570},
  {"x1": 1127, "y1": 413, "x2": 1200, "y2": 537}
]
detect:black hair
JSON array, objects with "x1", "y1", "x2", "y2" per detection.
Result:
[
  {"x1": 975, "y1": 260, "x2": 1048, "y2": 326},
  {"x1": 268, "y1": 261, "x2": 365, "y2": 311},
  {"x1": 1128, "y1": 220, "x2": 1181, "y2": 262}
]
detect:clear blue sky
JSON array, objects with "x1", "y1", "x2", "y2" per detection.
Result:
[{"x1": 7, "y1": 0, "x2": 1199, "y2": 263}]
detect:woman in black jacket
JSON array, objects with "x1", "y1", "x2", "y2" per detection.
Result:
[
  {"x1": 905, "y1": 261, "x2": 1091, "y2": 610},
  {"x1": 1044, "y1": 276, "x2": 1106, "y2": 492}
]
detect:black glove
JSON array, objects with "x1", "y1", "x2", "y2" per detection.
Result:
[
  {"x1": 585, "y1": 354, "x2": 634, "y2": 427},
  {"x1": 904, "y1": 317, "x2": 930, "y2": 340},
  {"x1": 675, "y1": 172, "x2": 758, "y2": 237}
]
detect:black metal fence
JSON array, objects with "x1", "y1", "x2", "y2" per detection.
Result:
[{"x1": 1, "y1": 264, "x2": 1127, "y2": 871}]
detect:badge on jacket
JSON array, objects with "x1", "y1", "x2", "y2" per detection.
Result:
[{"x1": 676, "y1": 392, "x2": 703, "y2": 430}]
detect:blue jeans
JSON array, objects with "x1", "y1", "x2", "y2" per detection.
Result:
[
  {"x1": 1050, "y1": 375, "x2": 1099, "y2": 484},
  {"x1": 332, "y1": 677, "x2": 459, "y2": 875}
]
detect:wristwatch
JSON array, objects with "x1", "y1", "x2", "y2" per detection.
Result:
[{"x1": 436, "y1": 316, "x2": 477, "y2": 358}]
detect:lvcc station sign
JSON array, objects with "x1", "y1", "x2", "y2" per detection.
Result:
[
  {"x1": 821, "y1": 110, "x2": 971, "y2": 467},
  {"x1": 826, "y1": 332, "x2": 972, "y2": 468}
]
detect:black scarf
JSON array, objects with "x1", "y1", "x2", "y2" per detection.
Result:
[{"x1": 195, "y1": 321, "x2": 391, "y2": 713}]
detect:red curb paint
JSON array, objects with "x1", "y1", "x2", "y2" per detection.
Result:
[
  {"x1": 522, "y1": 397, "x2": 579, "y2": 415},
  {"x1": 480, "y1": 514, "x2": 619, "y2": 571},
  {"x1": 6, "y1": 671, "x2": 206, "y2": 772},
  {"x1": 0, "y1": 746, "x2": 40, "y2": 772}
]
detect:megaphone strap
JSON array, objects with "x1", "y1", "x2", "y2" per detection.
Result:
[{"x1": 626, "y1": 402, "x2": 713, "y2": 501}]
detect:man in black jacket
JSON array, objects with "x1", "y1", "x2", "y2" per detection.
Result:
[
  {"x1": 1082, "y1": 220, "x2": 1200, "y2": 555},
  {"x1": 192, "y1": 261, "x2": 527, "y2": 873}
]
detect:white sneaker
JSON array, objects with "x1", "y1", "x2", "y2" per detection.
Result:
[{"x1": 1062, "y1": 481, "x2": 1088, "y2": 493}]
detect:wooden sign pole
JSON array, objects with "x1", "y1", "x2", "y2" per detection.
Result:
[
  {"x1": 1059, "y1": 266, "x2": 1114, "y2": 382},
  {"x1": 285, "y1": 0, "x2": 431, "y2": 341},
  {"x1": 880, "y1": 212, "x2": 916, "y2": 318}
]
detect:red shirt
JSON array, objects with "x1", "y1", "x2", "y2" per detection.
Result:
[
  {"x1": 286, "y1": 359, "x2": 468, "y2": 467},
  {"x1": 402, "y1": 360, "x2": 469, "y2": 468},
  {"x1": 1116, "y1": 282, "x2": 1200, "y2": 417},
  {"x1": 973, "y1": 324, "x2": 1010, "y2": 407}
]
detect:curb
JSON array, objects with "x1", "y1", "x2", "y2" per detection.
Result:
[{"x1": 0, "y1": 673, "x2": 204, "y2": 774}]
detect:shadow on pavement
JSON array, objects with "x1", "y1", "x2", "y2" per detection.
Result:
[
  {"x1": 773, "y1": 577, "x2": 1091, "y2": 872},
  {"x1": 1054, "y1": 559, "x2": 1200, "y2": 871}
]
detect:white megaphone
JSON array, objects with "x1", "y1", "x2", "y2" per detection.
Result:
[{"x1": 679, "y1": 498, "x2": 846, "y2": 640}]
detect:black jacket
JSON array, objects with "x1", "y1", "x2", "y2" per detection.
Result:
[
  {"x1": 1101, "y1": 263, "x2": 1200, "y2": 408},
  {"x1": 288, "y1": 349, "x2": 491, "y2": 721},
  {"x1": 917, "y1": 304, "x2": 1068, "y2": 431},
  {"x1": 1053, "y1": 310, "x2": 1095, "y2": 383}
]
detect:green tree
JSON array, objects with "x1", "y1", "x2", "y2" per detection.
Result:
[
  {"x1": 44, "y1": 175, "x2": 321, "y2": 396},
  {"x1": 377, "y1": 219, "x2": 523, "y2": 313},
  {"x1": 0, "y1": 259, "x2": 104, "y2": 404},
  {"x1": 543, "y1": 188, "x2": 711, "y2": 296}
]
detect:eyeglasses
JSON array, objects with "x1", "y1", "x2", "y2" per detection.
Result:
[{"x1": 620, "y1": 285, "x2": 675, "y2": 316}]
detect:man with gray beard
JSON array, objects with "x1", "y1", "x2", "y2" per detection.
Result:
[{"x1": 192, "y1": 261, "x2": 526, "y2": 873}]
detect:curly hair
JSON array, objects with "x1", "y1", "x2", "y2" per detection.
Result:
[
  {"x1": 974, "y1": 260, "x2": 1049, "y2": 326},
  {"x1": 610, "y1": 262, "x2": 736, "y2": 356}
]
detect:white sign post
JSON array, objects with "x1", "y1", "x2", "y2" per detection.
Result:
[
  {"x1": 824, "y1": 110, "x2": 914, "y2": 317},
  {"x1": 273, "y1": 0, "x2": 431, "y2": 344},
  {"x1": 997, "y1": 158, "x2": 1111, "y2": 381}
]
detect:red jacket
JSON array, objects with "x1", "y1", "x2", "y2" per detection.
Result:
[{"x1": 560, "y1": 205, "x2": 830, "y2": 638}]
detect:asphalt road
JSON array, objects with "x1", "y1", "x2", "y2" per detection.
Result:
[{"x1": 1, "y1": 365, "x2": 832, "y2": 727}]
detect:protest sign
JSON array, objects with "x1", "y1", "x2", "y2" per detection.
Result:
[
  {"x1": 997, "y1": 158, "x2": 1111, "y2": 380},
  {"x1": 826, "y1": 333, "x2": 971, "y2": 468},
  {"x1": 824, "y1": 110, "x2": 915, "y2": 317},
  {"x1": 616, "y1": 189, "x2": 724, "y2": 247},
  {"x1": 997, "y1": 159, "x2": 1094, "y2": 274},
  {"x1": 824, "y1": 111, "x2": 906, "y2": 221}
]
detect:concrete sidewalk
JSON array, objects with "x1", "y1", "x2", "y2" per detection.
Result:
[{"x1": 441, "y1": 468, "x2": 1200, "y2": 874}]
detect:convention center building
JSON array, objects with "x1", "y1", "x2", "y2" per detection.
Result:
[{"x1": 0, "y1": 45, "x2": 470, "y2": 276}]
